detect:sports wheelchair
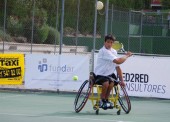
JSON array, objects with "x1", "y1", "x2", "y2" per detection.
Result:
[{"x1": 74, "y1": 72, "x2": 131, "y2": 115}]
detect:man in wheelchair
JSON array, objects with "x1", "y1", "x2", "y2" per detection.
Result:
[{"x1": 94, "y1": 34, "x2": 132, "y2": 110}]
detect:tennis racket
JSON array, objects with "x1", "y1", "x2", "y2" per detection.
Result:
[{"x1": 112, "y1": 41, "x2": 126, "y2": 52}]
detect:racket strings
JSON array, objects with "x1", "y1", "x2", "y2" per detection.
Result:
[{"x1": 112, "y1": 42, "x2": 124, "y2": 52}]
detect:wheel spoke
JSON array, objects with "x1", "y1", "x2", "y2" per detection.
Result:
[
  {"x1": 74, "y1": 80, "x2": 92, "y2": 113},
  {"x1": 115, "y1": 84, "x2": 131, "y2": 114}
]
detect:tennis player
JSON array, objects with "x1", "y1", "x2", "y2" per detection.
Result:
[{"x1": 94, "y1": 34, "x2": 132, "y2": 110}]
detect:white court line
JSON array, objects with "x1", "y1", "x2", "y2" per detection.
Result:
[
  {"x1": 0, "y1": 92, "x2": 44, "y2": 99},
  {"x1": 50, "y1": 116, "x2": 134, "y2": 122},
  {"x1": 0, "y1": 112, "x2": 134, "y2": 122},
  {"x1": 0, "y1": 113, "x2": 36, "y2": 116},
  {"x1": 0, "y1": 94, "x2": 26, "y2": 99}
]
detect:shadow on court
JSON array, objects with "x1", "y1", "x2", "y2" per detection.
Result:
[{"x1": 0, "y1": 91, "x2": 170, "y2": 122}]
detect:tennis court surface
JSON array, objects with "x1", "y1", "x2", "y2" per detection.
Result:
[{"x1": 0, "y1": 90, "x2": 170, "y2": 122}]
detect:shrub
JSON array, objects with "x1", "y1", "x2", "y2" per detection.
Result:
[
  {"x1": 7, "y1": 16, "x2": 24, "y2": 36},
  {"x1": 37, "y1": 24, "x2": 49, "y2": 43},
  {"x1": 0, "y1": 30, "x2": 12, "y2": 42},
  {"x1": 31, "y1": 24, "x2": 49, "y2": 44},
  {"x1": 44, "y1": 26, "x2": 60, "y2": 44},
  {"x1": 23, "y1": 8, "x2": 48, "y2": 43}
]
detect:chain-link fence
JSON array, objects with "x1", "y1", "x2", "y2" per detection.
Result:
[
  {"x1": 0, "y1": 0, "x2": 170, "y2": 55},
  {"x1": 108, "y1": 7, "x2": 170, "y2": 55},
  {"x1": 0, "y1": 0, "x2": 106, "y2": 55}
]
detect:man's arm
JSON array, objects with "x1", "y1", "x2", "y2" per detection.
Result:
[
  {"x1": 116, "y1": 66, "x2": 125, "y2": 87},
  {"x1": 113, "y1": 51, "x2": 132, "y2": 64}
]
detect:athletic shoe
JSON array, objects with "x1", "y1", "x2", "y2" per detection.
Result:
[
  {"x1": 106, "y1": 100, "x2": 114, "y2": 109},
  {"x1": 99, "y1": 99, "x2": 107, "y2": 110}
]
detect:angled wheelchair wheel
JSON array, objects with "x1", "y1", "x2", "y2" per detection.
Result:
[
  {"x1": 115, "y1": 84, "x2": 131, "y2": 114},
  {"x1": 74, "y1": 80, "x2": 92, "y2": 113}
]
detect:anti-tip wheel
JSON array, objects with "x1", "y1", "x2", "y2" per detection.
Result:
[
  {"x1": 93, "y1": 106, "x2": 98, "y2": 110},
  {"x1": 117, "y1": 110, "x2": 121, "y2": 115},
  {"x1": 96, "y1": 109, "x2": 99, "y2": 115}
]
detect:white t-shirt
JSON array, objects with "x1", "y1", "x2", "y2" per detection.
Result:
[{"x1": 94, "y1": 46, "x2": 118, "y2": 76}]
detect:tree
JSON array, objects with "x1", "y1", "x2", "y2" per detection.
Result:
[{"x1": 162, "y1": 0, "x2": 170, "y2": 9}]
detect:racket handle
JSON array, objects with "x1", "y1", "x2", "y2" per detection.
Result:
[{"x1": 121, "y1": 48, "x2": 126, "y2": 53}]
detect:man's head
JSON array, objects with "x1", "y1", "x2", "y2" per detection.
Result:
[{"x1": 104, "y1": 34, "x2": 116, "y2": 49}]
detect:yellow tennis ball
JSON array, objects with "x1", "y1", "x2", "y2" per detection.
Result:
[{"x1": 73, "y1": 75, "x2": 78, "y2": 81}]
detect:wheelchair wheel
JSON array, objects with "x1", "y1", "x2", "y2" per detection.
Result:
[
  {"x1": 115, "y1": 84, "x2": 131, "y2": 114},
  {"x1": 74, "y1": 80, "x2": 92, "y2": 113}
]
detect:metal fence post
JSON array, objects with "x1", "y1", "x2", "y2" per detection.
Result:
[
  {"x1": 3, "y1": 0, "x2": 7, "y2": 53},
  {"x1": 104, "y1": 0, "x2": 109, "y2": 35},
  {"x1": 75, "y1": 0, "x2": 80, "y2": 55},
  {"x1": 140, "y1": 11, "x2": 143, "y2": 53},
  {"x1": 59, "y1": 0, "x2": 65, "y2": 54},
  {"x1": 92, "y1": 0, "x2": 98, "y2": 72},
  {"x1": 127, "y1": 10, "x2": 131, "y2": 51},
  {"x1": 110, "y1": 4, "x2": 113, "y2": 34},
  {"x1": 31, "y1": 0, "x2": 35, "y2": 54},
  {"x1": 54, "y1": 0, "x2": 59, "y2": 54}
]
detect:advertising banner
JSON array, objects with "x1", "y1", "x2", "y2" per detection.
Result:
[
  {"x1": 0, "y1": 54, "x2": 24, "y2": 85},
  {"x1": 25, "y1": 54, "x2": 89, "y2": 91},
  {"x1": 120, "y1": 55, "x2": 170, "y2": 99},
  {"x1": 95, "y1": 54, "x2": 170, "y2": 99}
]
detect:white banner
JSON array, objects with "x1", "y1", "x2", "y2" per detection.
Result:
[
  {"x1": 121, "y1": 55, "x2": 170, "y2": 99},
  {"x1": 95, "y1": 54, "x2": 170, "y2": 99},
  {"x1": 25, "y1": 54, "x2": 89, "y2": 91}
]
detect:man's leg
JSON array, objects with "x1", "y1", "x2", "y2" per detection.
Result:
[
  {"x1": 104, "y1": 82, "x2": 114, "y2": 109},
  {"x1": 98, "y1": 81, "x2": 109, "y2": 110},
  {"x1": 105, "y1": 82, "x2": 114, "y2": 99},
  {"x1": 101, "y1": 81, "x2": 109, "y2": 99}
]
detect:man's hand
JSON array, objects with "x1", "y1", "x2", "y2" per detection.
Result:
[
  {"x1": 119, "y1": 81, "x2": 126, "y2": 87},
  {"x1": 126, "y1": 51, "x2": 132, "y2": 57}
]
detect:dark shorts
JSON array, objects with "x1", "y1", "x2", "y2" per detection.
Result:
[{"x1": 95, "y1": 73, "x2": 118, "y2": 85}]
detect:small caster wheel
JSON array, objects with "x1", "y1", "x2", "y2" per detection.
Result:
[
  {"x1": 115, "y1": 105, "x2": 119, "y2": 109},
  {"x1": 117, "y1": 110, "x2": 121, "y2": 115},
  {"x1": 96, "y1": 109, "x2": 99, "y2": 115},
  {"x1": 93, "y1": 106, "x2": 97, "y2": 110}
]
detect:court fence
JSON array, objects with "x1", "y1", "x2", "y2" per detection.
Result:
[{"x1": 0, "y1": 0, "x2": 170, "y2": 55}]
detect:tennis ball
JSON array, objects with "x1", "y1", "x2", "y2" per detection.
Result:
[
  {"x1": 97, "y1": 1, "x2": 104, "y2": 10},
  {"x1": 73, "y1": 75, "x2": 78, "y2": 81}
]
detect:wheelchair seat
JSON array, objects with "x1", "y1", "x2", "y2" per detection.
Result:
[
  {"x1": 89, "y1": 72, "x2": 101, "y2": 85},
  {"x1": 90, "y1": 72, "x2": 96, "y2": 80},
  {"x1": 89, "y1": 72, "x2": 118, "y2": 85}
]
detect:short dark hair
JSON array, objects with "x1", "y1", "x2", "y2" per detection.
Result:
[{"x1": 104, "y1": 34, "x2": 116, "y2": 42}]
